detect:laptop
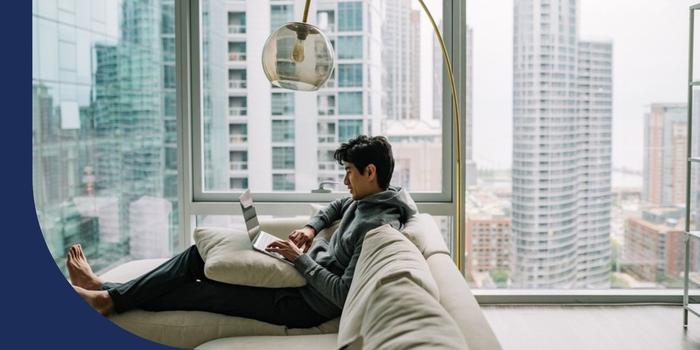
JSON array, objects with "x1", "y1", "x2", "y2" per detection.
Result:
[{"x1": 239, "y1": 189, "x2": 293, "y2": 265}]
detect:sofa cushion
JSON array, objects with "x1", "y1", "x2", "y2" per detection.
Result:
[
  {"x1": 337, "y1": 224, "x2": 439, "y2": 348},
  {"x1": 109, "y1": 310, "x2": 287, "y2": 349},
  {"x1": 341, "y1": 276, "x2": 467, "y2": 350},
  {"x1": 196, "y1": 333, "x2": 338, "y2": 350},
  {"x1": 109, "y1": 311, "x2": 340, "y2": 349},
  {"x1": 101, "y1": 259, "x2": 340, "y2": 349},
  {"x1": 427, "y1": 253, "x2": 502, "y2": 350},
  {"x1": 194, "y1": 226, "x2": 306, "y2": 288},
  {"x1": 402, "y1": 213, "x2": 450, "y2": 258},
  {"x1": 100, "y1": 258, "x2": 168, "y2": 283}
]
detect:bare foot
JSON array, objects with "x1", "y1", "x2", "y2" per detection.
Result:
[
  {"x1": 73, "y1": 286, "x2": 114, "y2": 316},
  {"x1": 66, "y1": 244, "x2": 103, "y2": 290}
]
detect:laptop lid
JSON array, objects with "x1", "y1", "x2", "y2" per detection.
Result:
[{"x1": 239, "y1": 189, "x2": 260, "y2": 241}]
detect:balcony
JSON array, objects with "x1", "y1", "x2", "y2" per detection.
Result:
[
  {"x1": 230, "y1": 162, "x2": 248, "y2": 171},
  {"x1": 229, "y1": 135, "x2": 247, "y2": 144},
  {"x1": 318, "y1": 108, "x2": 336, "y2": 116},
  {"x1": 228, "y1": 24, "x2": 246, "y2": 34},
  {"x1": 228, "y1": 52, "x2": 246, "y2": 62},
  {"x1": 318, "y1": 161, "x2": 339, "y2": 171},
  {"x1": 229, "y1": 80, "x2": 247, "y2": 89},
  {"x1": 228, "y1": 106, "x2": 247, "y2": 117},
  {"x1": 318, "y1": 135, "x2": 336, "y2": 143}
]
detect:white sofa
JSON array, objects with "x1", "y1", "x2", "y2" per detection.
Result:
[{"x1": 101, "y1": 214, "x2": 501, "y2": 349}]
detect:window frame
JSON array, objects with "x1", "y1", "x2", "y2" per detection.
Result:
[
  {"x1": 169, "y1": 0, "x2": 700, "y2": 303},
  {"x1": 178, "y1": 0, "x2": 464, "y2": 268}
]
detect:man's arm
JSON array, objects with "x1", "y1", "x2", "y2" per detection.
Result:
[
  {"x1": 305, "y1": 197, "x2": 352, "y2": 233},
  {"x1": 292, "y1": 237, "x2": 362, "y2": 309}
]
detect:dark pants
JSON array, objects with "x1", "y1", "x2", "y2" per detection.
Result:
[{"x1": 101, "y1": 245, "x2": 329, "y2": 328}]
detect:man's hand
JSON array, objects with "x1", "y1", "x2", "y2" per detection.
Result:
[
  {"x1": 288, "y1": 226, "x2": 316, "y2": 253},
  {"x1": 266, "y1": 240, "x2": 304, "y2": 262}
]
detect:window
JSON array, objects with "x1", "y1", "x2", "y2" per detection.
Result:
[
  {"x1": 228, "y1": 96, "x2": 247, "y2": 116},
  {"x1": 337, "y1": 36, "x2": 363, "y2": 59},
  {"x1": 273, "y1": 174, "x2": 295, "y2": 191},
  {"x1": 33, "y1": 0, "x2": 178, "y2": 276},
  {"x1": 271, "y1": 92, "x2": 294, "y2": 116},
  {"x1": 271, "y1": 4, "x2": 294, "y2": 32},
  {"x1": 228, "y1": 41, "x2": 246, "y2": 62},
  {"x1": 338, "y1": 120, "x2": 363, "y2": 141},
  {"x1": 272, "y1": 120, "x2": 294, "y2": 142},
  {"x1": 229, "y1": 150, "x2": 248, "y2": 171},
  {"x1": 228, "y1": 69, "x2": 246, "y2": 89},
  {"x1": 464, "y1": 0, "x2": 700, "y2": 292},
  {"x1": 318, "y1": 121, "x2": 336, "y2": 143},
  {"x1": 338, "y1": 1, "x2": 362, "y2": 32},
  {"x1": 198, "y1": 0, "x2": 447, "y2": 205},
  {"x1": 318, "y1": 10, "x2": 336, "y2": 32},
  {"x1": 338, "y1": 92, "x2": 363, "y2": 115},
  {"x1": 338, "y1": 64, "x2": 363, "y2": 87},
  {"x1": 230, "y1": 177, "x2": 248, "y2": 190},
  {"x1": 229, "y1": 123, "x2": 247, "y2": 144},
  {"x1": 318, "y1": 94, "x2": 336, "y2": 115},
  {"x1": 228, "y1": 12, "x2": 246, "y2": 34},
  {"x1": 272, "y1": 147, "x2": 295, "y2": 169}
]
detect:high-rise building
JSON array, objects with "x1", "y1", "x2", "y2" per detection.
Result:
[
  {"x1": 384, "y1": 119, "x2": 442, "y2": 191},
  {"x1": 466, "y1": 215, "x2": 512, "y2": 286},
  {"x1": 575, "y1": 40, "x2": 613, "y2": 287},
  {"x1": 512, "y1": 0, "x2": 612, "y2": 288},
  {"x1": 624, "y1": 207, "x2": 695, "y2": 283},
  {"x1": 642, "y1": 104, "x2": 688, "y2": 207},
  {"x1": 382, "y1": 0, "x2": 420, "y2": 121}
]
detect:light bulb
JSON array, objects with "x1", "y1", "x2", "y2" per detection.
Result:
[
  {"x1": 292, "y1": 39, "x2": 305, "y2": 62},
  {"x1": 291, "y1": 28, "x2": 309, "y2": 63}
]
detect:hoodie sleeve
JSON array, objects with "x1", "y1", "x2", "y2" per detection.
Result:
[
  {"x1": 306, "y1": 197, "x2": 352, "y2": 233},
  {"x1": 293, "y1": 236, "x2": 362, "y2": 309}
]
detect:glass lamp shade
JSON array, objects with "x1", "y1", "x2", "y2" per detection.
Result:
[{"x1": 262, "y1": 22, "x2": 335, "y2": 91}]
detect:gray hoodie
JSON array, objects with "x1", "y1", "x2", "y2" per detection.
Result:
[{"x1": 293, "y1": 186, "x2": 418, "y2": 319}]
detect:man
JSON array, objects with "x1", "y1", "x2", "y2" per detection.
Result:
[{"x1": 69, "y1": 135, "x2": 417, "y2": 328}]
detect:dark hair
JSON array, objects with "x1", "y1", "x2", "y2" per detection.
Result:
[{"x1": 334, "y1": 135, "x2": 395, "y2": 190}]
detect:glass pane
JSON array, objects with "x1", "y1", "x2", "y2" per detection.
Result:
[
  {"x1": 33, "y1": 0, "x2": 179, "y2": 276},
  {"x1": 466, "y1": 0, "x2": 700, "y2": 290},
  {"x1": 338, "y1": 1, "x2": 362, "y2": 32},
  {"x1": 201, "y1": 0, "x2": 444, "y2": 194}
]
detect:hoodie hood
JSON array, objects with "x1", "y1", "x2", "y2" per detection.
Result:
[{"x1": 356, "y1": 186, "x2": 418, "y2": 225}]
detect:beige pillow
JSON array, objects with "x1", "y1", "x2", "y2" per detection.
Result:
[
  {"x1": 194, "y1": 226, "x2": 306, "y2": 288},
  {"x1": 347, "y1": 276, "x2": 467, "y2": 350}
]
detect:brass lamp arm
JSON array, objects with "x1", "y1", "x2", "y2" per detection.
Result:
[{"x1": 417, "y1": 0, "x2": 464, "y2": 270}]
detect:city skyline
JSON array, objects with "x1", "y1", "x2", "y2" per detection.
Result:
[{"x1": 468, "y1": 0, "x2": 695, "y2": 171}]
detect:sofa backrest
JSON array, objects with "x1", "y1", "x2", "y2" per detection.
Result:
[
  {"x1": 402, "y1": 213, "x2": 451, "y2": 258},
  {"x1": 337, "y1": 224, "x2": 462, "y2": 349}
]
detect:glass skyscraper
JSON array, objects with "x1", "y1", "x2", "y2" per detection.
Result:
[
  {"x1": 32, "y1": 0, "x2": 229, "y2": 275},
  {"x1": 512, "y1": 0, "x2": 612, "y2": 288}
]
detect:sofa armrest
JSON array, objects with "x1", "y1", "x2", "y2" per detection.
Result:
[{"x1": 427, "y1": 253, "x2": 502, "y2": 350}]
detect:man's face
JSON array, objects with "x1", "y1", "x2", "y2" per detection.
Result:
[{"x1": 343, "y1": 161, "x2": 375, "y2": 200}]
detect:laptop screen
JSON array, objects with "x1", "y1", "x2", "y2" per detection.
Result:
[{"x1": 239, "y1": 189, "x2": 260, "y2": 241}]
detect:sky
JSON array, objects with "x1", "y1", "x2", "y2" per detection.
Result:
[{"x1": 466, "y1": 0, "x2": 695, "y2": 171}]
